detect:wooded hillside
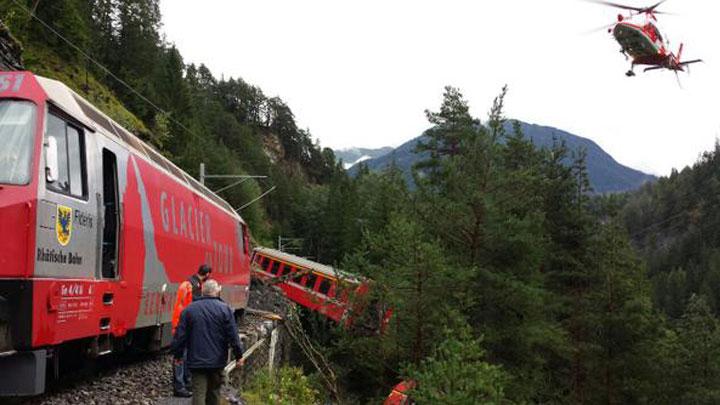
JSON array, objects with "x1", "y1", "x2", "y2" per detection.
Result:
[{"x1": 1, "y1": 0, "x2": 341, "y2": 246}]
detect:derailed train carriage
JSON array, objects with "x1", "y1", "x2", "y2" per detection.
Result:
[
  {"x1": 0, "y1": 71, "x2": 252, "y2": 396},
  {"x1": 251, "y1": 247, "x2": 392, "y2": 332}
]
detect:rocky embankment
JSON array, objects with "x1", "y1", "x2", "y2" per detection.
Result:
[{"x1": 0, "y1": 21, "x2": 23, "y2": 70}]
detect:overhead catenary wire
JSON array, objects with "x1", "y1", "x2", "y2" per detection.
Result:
[
  {"x1": 236, "y1": 186, "x2": 276, "y2": 211},
  {"x1": 8, "y1": 0, "x2": 203, "y2": 144},
  {"x1": 213, "y1": 176, "x2": 267, "y2": 194}
]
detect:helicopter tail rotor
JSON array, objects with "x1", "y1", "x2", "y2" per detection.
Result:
[
  {"x1": 673, "y1": 43, "x2": 703, "y2": 71},
  {"x1": 678, "y1": 59, "x2": 703, "y2": 68},
  {"x1": 677, "y1": 42, "x2": 683, "y2": 61}
]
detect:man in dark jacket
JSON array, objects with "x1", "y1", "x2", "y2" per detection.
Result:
[
  {"x1": 171, "y1": 264, "x2": 212, "y2": 397},
  {"x1": 171, "y1": 279, "x2": 244, "y2": 405}
]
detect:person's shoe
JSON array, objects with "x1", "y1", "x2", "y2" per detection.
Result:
[{"x1": 174, "y1": 390, "x2": 192, "y2": 398}]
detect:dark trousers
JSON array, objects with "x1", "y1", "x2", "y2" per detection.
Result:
[
  {"x1": 190, "y1": 368, "x2": 224, "y2": 405},
  {"x1": 173, "y1": 349, "x2": 191, "y2": 393}
]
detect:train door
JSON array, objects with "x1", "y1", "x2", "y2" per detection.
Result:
[
  {"x1": 36, "y1": 109, "x2": 98, "y2": 280},
  {"x1": 94, "y1": 141, "x2": 123, "y2": 355},
  {"x1": 100, "y1": 148, "x2": 119, "y2": 280}
]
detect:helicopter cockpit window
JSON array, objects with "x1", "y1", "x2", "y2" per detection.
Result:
[{"x1": 647, "y1": 23, "x2": 662, "y2": 42}]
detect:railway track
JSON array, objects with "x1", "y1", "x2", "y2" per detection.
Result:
[{"x1": 18, "y1": 351, "x2": 174, "y2": 404}]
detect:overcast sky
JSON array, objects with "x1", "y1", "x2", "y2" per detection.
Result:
[{"x1": 160, "y1": 0, "x2": 719, "y2": 176}]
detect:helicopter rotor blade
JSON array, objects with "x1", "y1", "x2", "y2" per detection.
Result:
[
  {"x1": 646, "y1": 0, "x2": 668, "y2": 13},
  {"x1": 679, "y1": 59, "x2": 703, "y2": 66},
  {"x1": 581, "y1": 22, "x2": 616, "y2": 35},
  {"x1": 583, "y1": 0, "x2": 644, "y2": 12},
  {"x1": 583, "y1": 0, "x2": 673, "y2": 14}
]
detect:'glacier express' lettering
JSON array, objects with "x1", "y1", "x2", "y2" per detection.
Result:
[{"x1": 160, "y1": 191, "x2": 211, "y2": 244}]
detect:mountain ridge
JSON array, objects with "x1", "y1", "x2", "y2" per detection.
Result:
[{"x1": 346, "y1": 121, "x2": 656, "y2": 194}]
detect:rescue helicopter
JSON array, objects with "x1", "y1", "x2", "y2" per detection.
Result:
[{"x1": 588, "y1": 0, "x2": 702, "y2": 77}]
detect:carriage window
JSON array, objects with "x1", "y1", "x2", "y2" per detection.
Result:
[
  {"x1": 291, "y1": 269, "x2": 304, "y2": 284},
  {"x1": 265, "y1": 259, "x2": 280, "y2": 274},
  {"x1": 318, "y1": 278, "x2": 332, "y2": 295},
  {"x1": 270, "y1": 261, "x2": 280, "y2": 275},
  {"x1": 282, "y1": 265, "x2": 293, "y2": 277},
  {"x1": 304, "y1": 273, "x2": 318, "y2": 290},
  {"x1": 45, "y1": 113, "x2": 86, "y2": 199}
]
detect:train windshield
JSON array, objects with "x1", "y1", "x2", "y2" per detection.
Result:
[{"x1": 0, "y1": 100, "x2": 36, "y2": 185}]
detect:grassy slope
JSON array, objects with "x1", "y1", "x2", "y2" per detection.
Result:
[{"x1": 23, "y1": 45, "x2": 148, "y2": 135}]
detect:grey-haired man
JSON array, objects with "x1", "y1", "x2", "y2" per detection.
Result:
[{"x1": 171, "y1": 280, "x2": 244, "y2": 405}]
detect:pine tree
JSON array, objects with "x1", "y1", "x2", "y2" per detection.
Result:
[
  {"x1": 584, "y1": 222, "x2": 665, "y2": 404},
  {"x1": 114, "y1": 0, "x2": 162, "y2": 121},
  {"x1": 414, "y1": 85, "x2": 479, "y2": 186},
  {"x1": 406, "y1": 326, "x2": 509, "y2": 405},
  {"x1": 676, "y1": 294, "x2": 720, "y2": 403},
  {"x1": 337, "y1": 211, "x2": 458, "y2": 398}
]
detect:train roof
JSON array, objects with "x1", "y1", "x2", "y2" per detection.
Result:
[
  {"x1": 35, "y1": 75, "x2": 244, "y2": 223},
  {"x1": 254, "y1": 247, "x2": 362, "y2": 283}
]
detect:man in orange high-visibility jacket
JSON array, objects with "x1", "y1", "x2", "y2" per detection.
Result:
[{"x1": 171, "y1": 264, "x2": 212, "y2": 397}]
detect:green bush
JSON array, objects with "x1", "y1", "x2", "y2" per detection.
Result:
[{"x1": 243, "y1": 366, "x2": 320, "y2": 405}]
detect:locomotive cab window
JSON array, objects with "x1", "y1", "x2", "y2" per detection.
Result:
[
  {"x1": 45, "y1": 112, "x2": 87, "y2": 199},
  {"x1": 0, "y1": 100, "x2": 36, "y2": 186}
]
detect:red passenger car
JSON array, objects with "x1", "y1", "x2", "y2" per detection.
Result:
[
  {"x1": 252, "y1": 247, "x2": 391, "y2": 331},
  {"x1": 0, "y1": 71, "x2": 252, "y2": 396}
]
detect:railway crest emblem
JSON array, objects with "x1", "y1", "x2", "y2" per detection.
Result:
[{"x1": 56, "y1": 205, "x2": 73, "y2": 246}]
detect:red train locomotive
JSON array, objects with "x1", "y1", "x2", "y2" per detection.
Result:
[
  {"x1": 0, "y1": 71, "x2": 252, "y2": 396},
  {"x1": 252, "y1": 247, "x2": 391, "y2": 332}
]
